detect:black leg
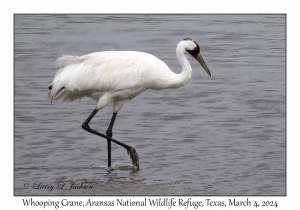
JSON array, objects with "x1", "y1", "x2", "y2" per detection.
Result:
[
  {"x1": 106, "y1": 113, "x2": 117, "y2": 168},
  {"x1": 82, "y1": 109, "x2": 139, "y2": 169},
  {"x1": 106, "y1": 113, "x2": 117, "y2": 137}
]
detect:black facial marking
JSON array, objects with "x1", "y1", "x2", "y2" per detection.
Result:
[
  {"x1": 186, "y1": 41, "x2": 200, "y2": 58},
  {"x1": 48, "y1": 85, "x2": 52, "y2": 90}
]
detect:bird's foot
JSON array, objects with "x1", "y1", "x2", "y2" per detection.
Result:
[{"x1": 127, "y1": 147, "x2": 139, "y2": 169}]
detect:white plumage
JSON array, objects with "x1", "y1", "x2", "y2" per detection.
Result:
[
  {"x1": 49, "y1": 52, "x2": 171, "y2": 111},
  {"x1": 47, "y1": 38, "x2": 211, "y2": 169}
]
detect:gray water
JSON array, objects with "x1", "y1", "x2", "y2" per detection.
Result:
[{"x1": 14, "y1": 14, "x2": 286, "y2": 196}]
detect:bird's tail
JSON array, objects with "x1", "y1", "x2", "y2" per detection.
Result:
[
  {"x1": 54, "y1": 55, "x2": 83, "y2": 69},
  {"x1": 48, "y1": 55, "x2": 89, "y2": 102},
  {"x1": 48, "y1": 55, "x2": 82, "y2": 102},
  {"x1": 47, "y1": 84, "x2": 66, "y2": 103}
]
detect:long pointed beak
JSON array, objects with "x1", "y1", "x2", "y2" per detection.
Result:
[{"x1": 195, "y1": 53, "x2": 211, "y2": 77}]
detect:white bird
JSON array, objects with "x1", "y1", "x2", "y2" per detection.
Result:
[{"x1": 48, "y1": 38, "x2": 211, "y2": 169}]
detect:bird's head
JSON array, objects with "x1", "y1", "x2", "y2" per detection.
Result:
[{"x1": 179, "y1": 38, "x2": 211, "y2": 77}]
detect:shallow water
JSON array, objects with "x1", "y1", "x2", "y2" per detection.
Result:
[{"x1": 14, "y1": 14, "x2": 286, "y2": 195}]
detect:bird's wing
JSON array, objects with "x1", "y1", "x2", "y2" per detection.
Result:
[{"x1": 52, "y1": 52, "x2": 147, "y2": 95}]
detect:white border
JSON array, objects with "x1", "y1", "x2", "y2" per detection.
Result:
[{"x1": 4, "y1": 0, "x2": 298, "y2": 209}]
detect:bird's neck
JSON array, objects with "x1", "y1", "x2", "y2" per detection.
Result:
[
  {"x1": 150, "y1": 46, "x2": 193, "y2": 90},
  {"x1": 168, "y1": 48, "x2": 192, "y2": 88}
]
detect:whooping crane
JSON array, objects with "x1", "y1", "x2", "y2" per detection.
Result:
[{"x1": 47, "y1": 38, "x2": 211, "y2": 169}]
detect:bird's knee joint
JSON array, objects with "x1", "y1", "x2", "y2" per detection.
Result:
[{"x1": 82, "y1": 122, "x2": 90, "y2": 131}]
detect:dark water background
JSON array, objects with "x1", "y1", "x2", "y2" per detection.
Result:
[{"x1": 14, "y1": 14, "x2": 285, "y2": 195}]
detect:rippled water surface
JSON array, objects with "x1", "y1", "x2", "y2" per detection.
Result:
[{"x1": 14, "y1": 14, "x2": 286, "y2": 195}]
